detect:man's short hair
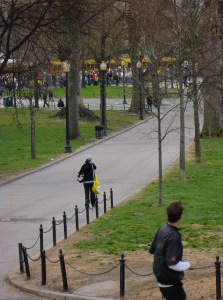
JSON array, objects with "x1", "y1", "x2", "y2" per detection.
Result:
[{"x1": 167, "y1": 201, "x2": 183, "y2": 223}]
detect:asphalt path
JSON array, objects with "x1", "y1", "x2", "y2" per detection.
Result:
[{"x1": 0, "y1": 99, "x2": 199, "y2": 299}]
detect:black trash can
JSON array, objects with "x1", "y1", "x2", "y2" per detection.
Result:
[
  {"x1": 3, "y1": 96, "x2": 13, "y2": 107},
  {"x1": 95, "y1": 125, "x2": 104, "y2": 139},
  {"x1": 57, "y1": 98, "x2": 64, "y2": 108}
]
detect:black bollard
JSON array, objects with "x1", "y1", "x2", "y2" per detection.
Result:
[
  {"x1": 63, "y1": 211, "x2": 67, "y2": 239},
  {"x1": 103, "y1": 192, "x2": 107, "y2": 213},
  {"x1": 41, "y1": 250, "x2": 46, "y2": 285},
  {"x1": 39, "y1": 224, "x2": 43, "y2": 258},
  {"x1": 215, "y1": 256, "x2": 221, "y2": 300},
  {"x1": 52, "y1": 217, "x2": 56, "y2": 246},
  {"x1": 85, "y1": 202, "x2": 90, "y2": 224},
  {"x1": 120, "y1": 254, "x2": 125, "y2": 298},
  {"x1": 95, "y1": 196, "x2": 99, "y2": 218},
  {"x1": 110, "y1": 188, "x2": 113, "y2": 208},
  {"x1": 59, "y1": 249, "x2": 68, "y2": 291},
  {"x1": 22, "y1": 247, "x2": 30, "y2": 279},
  {"x1": 18, "y1": 243, "x2": 24, "y2": 273},
  {"x1": 75, "y1": 205, "x2": 79, "y2": 231}
]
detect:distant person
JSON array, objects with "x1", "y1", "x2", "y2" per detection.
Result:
[
  {"x1": 149, "y1": 201, "x2": 196, "y2": 300},
  {"x1": 78, "y1": 155, "x2": 97, "y2": 208},
  {"x1": 48, "y1": 90, "x2": 53, "y2": 104},
  {"x1": 57, "y1": 98, "x2": 64, "y2": 108},
  {"x1": 146, "y1": 95, "x2": 153, "y2": 112},
  {"x1": 42, "y1": 89, "x2": 49, "y2": 107}
]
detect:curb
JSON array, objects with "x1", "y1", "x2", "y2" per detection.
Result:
[{"x1": 8, "y1": 273, "x2": 116, "y2": 300}]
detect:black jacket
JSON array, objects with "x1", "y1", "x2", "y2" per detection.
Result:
[
  {"x1": 149, "y1": 224, "x2": 184, "y2": 285},
  {"x1": 78, "y1": 162, "x2": 96, "y2": 183}
]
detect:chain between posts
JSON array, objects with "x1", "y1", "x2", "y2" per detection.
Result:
[
  {"x1": 125, "y1": 264, "x2": 154, "y2": 276},
  {"x1": 64, "y1": 259, "x2": 120, "y2": 276}
]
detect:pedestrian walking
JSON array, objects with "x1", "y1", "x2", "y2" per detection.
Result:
[
  {"x1": 78, "y1": 155, "x2": 97, "y2": 208},
  {"x1": 42, "y1": 89, "x2": 49, "y2": 107},
  {"x1": 146, "y1": 94, "x2": 153, "y2": 112},
  {"x1": 48, "y1": 90, "x2": 53, "y2": 104},
  {"x1": 149, "y1": 201, "x2": 196, "y2": 300}
]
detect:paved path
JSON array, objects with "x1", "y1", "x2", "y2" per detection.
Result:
[{"x1": 0, "y1": 99, "x2": 199, "y2": 299}]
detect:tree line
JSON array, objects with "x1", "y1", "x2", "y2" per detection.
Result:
[{"x1": 1, "y1": 0, "x2": 223, "y2": 203}]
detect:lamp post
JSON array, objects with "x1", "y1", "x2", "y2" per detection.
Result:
[
  {"x1": 63, "y1": 61, "x2": 72, "y2": 153},
  {"x1": 136, "y1": 61, "x2": 144, "y2": 120},
  {"x1": 100, "y1": 61, "x2": 107, "y2": 136},
  {"x1": 121, "y1": 60, "x2": 127, "y2": 105}
]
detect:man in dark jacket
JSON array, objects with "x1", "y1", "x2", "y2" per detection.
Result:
[
  {"x1": 78, "y1": 155, "x2": 96, "y2": 207},
  {"x1": 149, "y1": 201, "x2": 196, "y2": 300}
]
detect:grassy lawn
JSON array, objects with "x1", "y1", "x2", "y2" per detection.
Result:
[
  {"x1": 11, "y1": 85, "x2": 133, "y2": 99},
  {"x1": 71, "y1": 137, "x2": 223, "y2": 254},
  {"x1": 0, "y1": 108, "x2": 140, "y2": 180},
  {"x1": 10, "y1": 85, "x2": 178, "y2": 99}
]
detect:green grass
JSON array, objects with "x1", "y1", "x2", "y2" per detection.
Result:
[
  {"x1": 53, "y1": 86, "x2": 133, "y2": 99},
  {"x1": 81, "y1": 86, "x2": 133, "y2": 99},
  {"x1": 72, "y1": 137, "x2": 223, "y2": 254},
  {"x1": 0, "y1": 108, "x2": 139, "y2": 179},
  {"x1": 10, "y1": 86, "x2": 133, "y2": 99}
]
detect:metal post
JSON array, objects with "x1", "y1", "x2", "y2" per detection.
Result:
[
  {"x1": 63, "y1": 211, "x2": 67, "y2": 239},
  {"x1": 64, "y1": 70, "x2": 72, "y2": 153},
  {"x1": 215, "y1": 256, "x2": 221, "y2": 300},
  {"x1": 75, "y1": 205, "x2": 79, "y2": 231},
  {"x1": 103, "y1": 192, "x2": 107, "y2": 213},
  {"x1": 39, "y1": 224, "x2": 43, "y2": 258},
  {"x1": 52, "y1": 217, "x2": 56, "y2": 246},
  {"x1": 22, "y1": 247, "x2": 30, "y2": 279},
  {"x1": 138, "y1": 67, "x2": 143, "y2": 120},
  {"x1": 41, "y1": 250, "x2": 46, "y2": 285},
  {"x1": 18, "y1": 243, "x2": 24, "y2": 273},
  {"x1": 95, "y1": 196, "x2": 99, "y2": 218},
  {"x1": 100, "y1": 62, "x2": 107, "y2": 136},
  {"x1": 120, "y1": 254, "x2": 125, "y2": 298},
  {"x1": 122, "y1": 65, "x2": 127, "y2": 104},
  {"x1": 59, "y1": 249, "x2": 68, "y2": 291},
  {"x1": 110, "y1": 188, "x2": 113, "y2": 208},
  {"x1": 85, "y1": 202, "x2": 90, "y2": 224}
]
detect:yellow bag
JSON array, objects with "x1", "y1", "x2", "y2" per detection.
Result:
[{"x1": 92, "y1": 172, "x2": 100, "y2": 194}]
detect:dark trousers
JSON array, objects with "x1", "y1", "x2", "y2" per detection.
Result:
[
  {"x1": 84, "y1": 183, "x2": 95, "y2": 207},
  {"x1": 159, "y1": 282, "x2": 186, "y2": 300}
]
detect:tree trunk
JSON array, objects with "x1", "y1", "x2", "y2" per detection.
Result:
[
  {"x1": 69, "y1": 50, "x2": 80, "y2": 140},
  {"x1": 179, "y1": 73, "x2": 186, "y2": 180},
  {"x1": 157, "y1": 100, "x2": 163, "y2": 205},
  {"x1": 29, "y1": 97, "x2": 36, "y2": 159},
  {"x1": 201, "y1": 1, "x2": 223, "y2": 137},
  {"x1": 191, "y1": 61, "x2": 201, "y2": 163},
  {"x1": 127, "y1": 3, "x2": 141, "y2": 113}
]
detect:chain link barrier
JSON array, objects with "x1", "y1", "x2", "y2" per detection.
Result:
[
  {"x1": 26, "y1": 252, "x2": 41, "y2": 262},
  {"x1": 65, "y1": 259, "x2": 120, "y2": 276},
  {"x1": 24, "y1": 234, "x2": 40, "y2": 250},
  {"x1": 125, "y1": 264, "x2": 154, "y2": 276},
  {"x1": 195, "y1": 265, "x2": 215, "y2": 270},
  {"x1": 78, "y1": 207, "x2": 86, "y2": 214},
  {"x1": 45, "y1": 255, "x2": 60, "y2": 264},
  {"x1": 55, "y1": 219, "x2": 63, "y2": 225},
  {"x1": 66, "y1": 210, "x2": 76, "y2": 221},
  {"x1": 43, "y1": 225, "x2": 53, "y2": 234}
]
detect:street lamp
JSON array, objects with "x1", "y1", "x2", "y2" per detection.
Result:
[
  {"x1": 121, "y1": 60, "x2": 127, "y2": 105},
  {"x1": 136, "y1": 61, "x2": 144, "y2": 120},
  {"x1": 63, "y1": 61, "x2": 72, "y2": 153},
  {"x1": 100, "y1": 61, "x2": 107, "y2": 136}
]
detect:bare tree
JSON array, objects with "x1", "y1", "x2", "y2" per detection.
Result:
[
  {"x1": 0, "y1": 0, "x2": 75, "y2": 74},
  {"x1": 201, "y1": 0, "x2": 223, "y2": 137}
]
